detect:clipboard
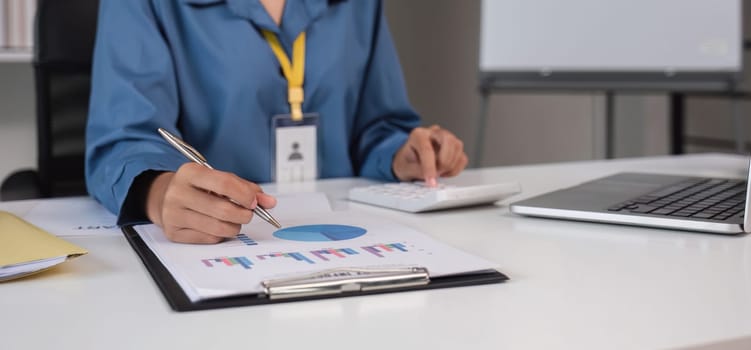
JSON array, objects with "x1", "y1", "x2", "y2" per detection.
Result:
[{"x1": 122, "y1": 226, "x2": 509, "y2": 312}]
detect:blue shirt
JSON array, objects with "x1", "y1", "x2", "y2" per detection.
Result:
[{"x1": 85, "y1": 0, "x2": 421, "y2": 221}]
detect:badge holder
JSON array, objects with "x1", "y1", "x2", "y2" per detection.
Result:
[{"x1": 271, "y1": 113, "x2": 320, "y2": 183}]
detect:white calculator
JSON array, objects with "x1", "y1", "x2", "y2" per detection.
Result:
[{"x1": 347, "y1": 181, "x2": 521, "y2": 213}]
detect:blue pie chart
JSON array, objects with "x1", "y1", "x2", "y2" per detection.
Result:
[{"x1": 273, "y1": 224, "x2": 367, "y2": 242}]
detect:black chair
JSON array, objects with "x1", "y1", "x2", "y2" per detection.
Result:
[{"x1": 0, "y1": 0, "x2": 100, "y2": 201}]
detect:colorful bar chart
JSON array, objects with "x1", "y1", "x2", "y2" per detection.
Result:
[
  {"x1": 310, "y1": 248, "x2": 359, "y2": 261},
  {"x1": 201, "y1": 256, "x2": 254, "y2": 269},
  {"x1": 361, "y1": 243, "x2": 408, "y2": 257},
  {"x1": 236, "y1": 233, "x2": 258, "y2": 246},
  {"x1": 257, "y1": 252, "x2": 316, "y2": 264},
  {"x1": 257, "y1": 244, "x2": 408, "y2": 262}
]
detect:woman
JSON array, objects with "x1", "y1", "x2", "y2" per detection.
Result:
[{"x1": 86, "y1": 0, "x2": 467, "y2": 243}]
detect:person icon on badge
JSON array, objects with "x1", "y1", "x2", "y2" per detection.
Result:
[{"x1": 288, "y1": 142, "x2": 303, "y2": 161}]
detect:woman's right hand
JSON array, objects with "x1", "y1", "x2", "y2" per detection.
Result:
[{"x1": 145, "y1": 163, "x2": 277, "y2": 244}]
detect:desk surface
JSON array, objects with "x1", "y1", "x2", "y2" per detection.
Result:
[{"x1": 3, "y1": 153, "x2": 751, "y2": 350}]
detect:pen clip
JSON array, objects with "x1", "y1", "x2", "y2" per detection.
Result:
[
  {"x1": 157, "y1": 128, "x2": 213, "y2": 169},
  {"x1": 262, "y1": 266, "x2": 430, "y2": 300}
]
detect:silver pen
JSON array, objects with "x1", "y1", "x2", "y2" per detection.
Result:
[{"x1": 157, "y1": 128, "x2": 282, "y2": 229}]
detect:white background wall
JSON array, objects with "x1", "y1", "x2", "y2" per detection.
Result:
[{"x1": 0, "y1": 1, "x2": 749, "y2": 190}]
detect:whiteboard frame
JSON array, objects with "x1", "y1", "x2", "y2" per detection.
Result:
[{"x1": 478, "y1": 0, "x2": 743, "y2": 92}]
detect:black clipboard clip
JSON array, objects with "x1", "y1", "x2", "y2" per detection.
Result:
[{"x1": 262, "y1": 266, "x2": 430, "y2": 300}]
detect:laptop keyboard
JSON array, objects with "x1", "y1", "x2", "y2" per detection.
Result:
[{"x1": 607, "y1": 178, "x2": 746, "y2": 221}]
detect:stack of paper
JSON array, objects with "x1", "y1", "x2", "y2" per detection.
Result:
[{"x1": 0, "y1": 211, "x2": 87, "y2": 281}]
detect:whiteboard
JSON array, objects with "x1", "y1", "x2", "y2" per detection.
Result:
[{"x1": 479, "y1": 0, "x2": 742, "y2": 78}]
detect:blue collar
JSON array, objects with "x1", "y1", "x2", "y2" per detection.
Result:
[{"x1": 180, "y1": 0, "x2": 331, "y2": 36}]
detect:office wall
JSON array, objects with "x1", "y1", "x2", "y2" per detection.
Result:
[
  {"x1": 0, "y1": 63, "x2": 35, "y2": 184},
  {"x1": 385, "y1": 0, "x2": 751, "y2": 166}
]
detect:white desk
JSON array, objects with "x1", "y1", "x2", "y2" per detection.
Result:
[{"x1": 3, "y1": 153, "x2": 751, "y2": 350}]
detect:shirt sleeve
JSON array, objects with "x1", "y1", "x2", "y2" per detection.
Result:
[
  {"x1": 352, "y1": 1, "x2": 421, "y2": 181},
  {"x1": 85, "y1": 0, "x2": 185, "y2": 224}
]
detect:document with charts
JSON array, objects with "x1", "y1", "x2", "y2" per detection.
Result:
[{"x1": 133, "y1": 193, "x2": 499, "y2": 302}]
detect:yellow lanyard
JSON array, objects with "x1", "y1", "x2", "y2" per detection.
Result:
[{"x1": 262, "y1": 30, "x2": 306, "y2": 121}]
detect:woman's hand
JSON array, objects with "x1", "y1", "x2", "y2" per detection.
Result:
[
  {"x1": 392, "y1": 125, "x2": 468, "y2": 186},
  {"x1": 145, "y1": 163, "x2": 277, "y2": 244}
]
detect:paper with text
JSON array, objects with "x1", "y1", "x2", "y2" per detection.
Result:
[{"x1": 23, "y1": 197, "x2": 119, "y2": 237}]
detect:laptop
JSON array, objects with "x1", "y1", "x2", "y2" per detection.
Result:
[{"x1": 509, "y1": 162, "x2": 751, "y2": 235}]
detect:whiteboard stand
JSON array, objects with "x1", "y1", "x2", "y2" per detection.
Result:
[
  {"x1": 670, "y1": 93, "x2": 686, "y2": 155},
  {"x1": 474, "y1": 0, "x2": 743, "y2": 167},
  {"x1": 473, "y1": 83, "x2": 622, "y2": 166},
  {"x1": 473, "y1": 75, "x2": 742, "y2": 167},
  {"x1": 667, "y1": 89, "x2": 751, "y2": 158},
  {"x1": 731, "y1": 95, "x2": 747, "y2": 154}
]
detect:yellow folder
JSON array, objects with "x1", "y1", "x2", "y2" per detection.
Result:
[{"x1": 0, "y1": 211, "x2": 88, "y2": 281}]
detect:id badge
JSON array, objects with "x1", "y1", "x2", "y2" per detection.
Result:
[{"x1": 272, "y1": 113, "x2": 319, "y2": 183}]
